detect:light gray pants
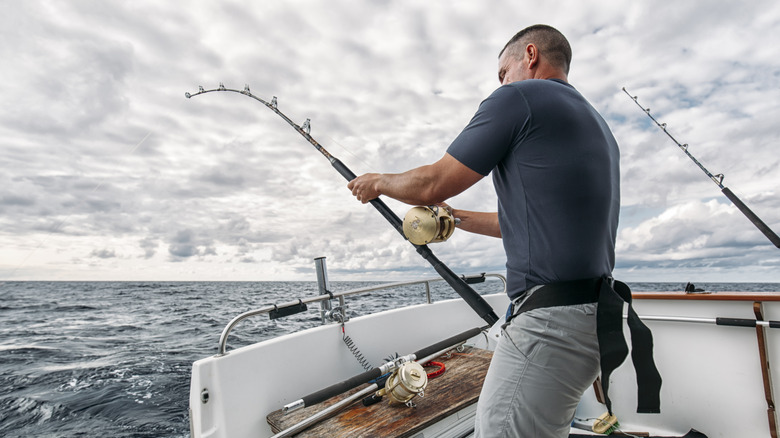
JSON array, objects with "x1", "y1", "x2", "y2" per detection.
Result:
[{"x1": 474, "y1": 300, "x2": 600, "y2": 438}]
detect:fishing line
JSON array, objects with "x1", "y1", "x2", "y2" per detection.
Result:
[
  {"x1": 2, "y1": 132, "x2": 153, "y2": 282},
  {"x1": 623, "y1": 87, "x2": 780, "y2": 249},
  {"x1": 321, "y1": 134, "x2": 381, "y2": 175}
]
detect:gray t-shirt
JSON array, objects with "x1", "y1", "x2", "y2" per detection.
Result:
[{"x1": 447, "y1": 79, "x2": 619, "y2": 299}]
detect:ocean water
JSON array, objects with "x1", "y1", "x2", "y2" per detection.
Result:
[{"x1": 1, "y1": 280, "x2": 777, "y2": 437}]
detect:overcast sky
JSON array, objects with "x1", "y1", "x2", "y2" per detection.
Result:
[{"x1": 1, "y1": 0, "x2": 779, "y2": 283}]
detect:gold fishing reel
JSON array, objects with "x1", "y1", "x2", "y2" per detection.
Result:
[
  {"x1": 377, "y1": 361, "x2": 428, "y2": 406},
  {"x1": 402, "y1": 206, "x2": 457, "y2": 245}
]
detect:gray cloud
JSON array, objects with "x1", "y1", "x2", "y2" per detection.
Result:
[
  {"x1": 90, "y1": 248, "x2": 117, "y2": 259},
  {"x1": 0, "y1": 195, "x2": 36, "y2": 212},
  {"x1": 167, "y1": 229, "x2": 216, "y2": 260},
  {"x1": 139, "y1": 237, "x2": 158, "y2": 259},
  {"x1": 1, "y1": 0, "x2": 779, "y2": 281}
]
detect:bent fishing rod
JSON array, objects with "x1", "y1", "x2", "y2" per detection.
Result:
[
  {"x1": 623, "y1": 87, "x2": 780, "y2": 249},
  {"x1": 186, "y1": 83, "x2": 499, "y2": 326}
]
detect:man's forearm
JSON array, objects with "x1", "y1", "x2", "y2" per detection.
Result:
[
  {"x1": 348, "y1": 153, "x2": 484, "y2": 205},
  {"x1": 451, "y1": 209, "x2": 501, "y2": 238},
  {"x1": 375, "y1": 165, "x2": 444, "y2": 205},
  {"x1": 346, "y1": 166, "x2": 443, "y2": 205}
]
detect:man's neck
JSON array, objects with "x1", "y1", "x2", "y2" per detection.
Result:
[{"x1": 533, "y1": 66, "x2": 568, "y2": 82}]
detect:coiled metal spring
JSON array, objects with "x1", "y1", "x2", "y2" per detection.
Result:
[{"x1": 342, "y1": 328, "x2": 372, "y2": 371}]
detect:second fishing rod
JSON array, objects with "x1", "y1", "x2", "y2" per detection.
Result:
[{"x1": 623, "y1": 87, "x2": 780, "y2": 249}]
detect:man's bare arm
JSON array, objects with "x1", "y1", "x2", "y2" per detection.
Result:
[
  {"x1": 451, "y1": 208, "x2": 501, "y2": 238},
  {"x1": 347, "y1": 153, "x2": 483, "y2": 205}
]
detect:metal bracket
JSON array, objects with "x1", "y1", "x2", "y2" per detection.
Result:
[{"x1": 754, "y1": 302, "x2": 779, "y2": 438}]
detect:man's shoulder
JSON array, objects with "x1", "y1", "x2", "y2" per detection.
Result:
[
  {"x1": 506, "y1": 79, "x2": 586, "y2": 111},
  {"x1": 483, "y1": 83, "x2": 529, "y2": 108},
  {"x1": 507, "y1": 78, "x2": 573, "y2": 93},
  {"x1": 488, "y1": 80, "x2": 572, "y2": 103}
]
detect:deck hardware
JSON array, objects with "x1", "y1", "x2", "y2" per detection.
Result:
[
  {"x1": 754, "y1": 302, "x2": 779, "y2": 438},
  {"x1": 326, "y1": 305, "x2": 348, "y2": 323},
  {"x1": 684, "y1": 282, "x2": 708, "y2": 294},
  {"x1": 269, "y1": 300, "x2": 308, "y2": 320},
  {"x1": 314, "y1": 257, "x2": 333, "y2": 324},
  {"x1": 342, "y1": 327, "x2": 372, "y2": 371},
  {"x1": 214, "y1": 272, "x2": 506, "y2": 355},
  {"x1": 337, "y1": 295, "x2": 348, "y2": 323},
  {"x1": 462, "y1": 273, "x2": 487, "y2": 284},
  {"x1": 200, "y1": 388, "x2": 210, "y2": 404}
]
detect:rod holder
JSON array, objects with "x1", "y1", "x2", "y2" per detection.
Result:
[{"x1": 314, "y1": 257, "x2": 333, "y2": 324}]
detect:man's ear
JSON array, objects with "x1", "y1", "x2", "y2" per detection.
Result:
[{"x1": 526, "y1": 43, "x2": 538, "y2": 68}]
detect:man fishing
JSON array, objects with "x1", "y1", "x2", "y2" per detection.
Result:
[{"x1": 348, "y1": 24, "x2": 620, "y2": 437}]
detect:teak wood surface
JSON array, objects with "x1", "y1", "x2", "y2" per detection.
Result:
[{"x1": 267, "y1": 347, "x2": 493, "y2": 437}]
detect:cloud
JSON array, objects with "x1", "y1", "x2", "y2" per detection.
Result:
[
  {"x1": 139, "y1": 237, "x2": 158, "y2": 259},
  {"x1": 167, "y1": 229, "x2": 216, "y2": 260},
  {"x1": 90, "y1": 248, "x2": 117, "y2": 259},
  {"x1": 1, "y1": 0, "x2": 779, "y2": 282},
  {"x1": 0, "y1": 195, "x2": 35, "y2": 207},
  {"x1": 615, "y1": 197, "x2": 780, "y2": 281}
]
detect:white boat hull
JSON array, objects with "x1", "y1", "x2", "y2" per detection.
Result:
[
  {"x1": 576, "y1": 293, "x2": 780, "y2": 438},
  {"x1": 190, "y1": 293, "x2": 508, "y2": 438},
  {"x1": 190, "y1": 288, "x2": 780, "y2": 438}
]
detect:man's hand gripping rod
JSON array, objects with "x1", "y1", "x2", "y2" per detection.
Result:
[
  {"x1": 623, "y1": 87, "x2": 780, "y2": 248},
  {"x1": 186, "y1": 84, "x2": 500, "y2": 325}
]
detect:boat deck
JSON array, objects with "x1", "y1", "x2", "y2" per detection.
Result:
[{"x1": 267, "y1": 347, "x2": 493, "y2": 437}]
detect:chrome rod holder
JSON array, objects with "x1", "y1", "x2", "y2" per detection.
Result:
[{"x1": 314, "y1": 257, "x2": 333, "y2": 324}]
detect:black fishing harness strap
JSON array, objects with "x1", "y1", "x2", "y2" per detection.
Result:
[{"x1": 509, "y1": 276, "x2": 662, "y2": 415}]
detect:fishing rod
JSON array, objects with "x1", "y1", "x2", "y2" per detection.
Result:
[
  {"x1": 638, "y1": 315, "x2": 780, "y2": 329},
  {"x1": 185, "y1": 84, "x2": 499, "y2": 326},
  {"x1": 280, "y1": 325, "x2": 483, "y2": 414},
  {"x1": 623, "y1": 87, "x2": 780, "y2": 249},
  {"x1": 270, "y1": 335, "x2": 474, "y2": 438}
]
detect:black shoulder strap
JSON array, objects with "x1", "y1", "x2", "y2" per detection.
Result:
[{"x1": 597, "y1": 277, "x2": 662, "y2": 414}]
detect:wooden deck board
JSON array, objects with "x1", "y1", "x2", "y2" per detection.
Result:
[{"x1": 267, "y1": 346, "x2": 493, "y2": 437}]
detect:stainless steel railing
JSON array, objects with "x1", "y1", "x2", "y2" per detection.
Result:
[{"x1": 216, "y1": 272, "x2": 506, "y2": 355}]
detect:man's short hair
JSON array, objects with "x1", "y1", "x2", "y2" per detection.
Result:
[{"x1": 499, "y1": 25, "x2": 572, "y2": 74}]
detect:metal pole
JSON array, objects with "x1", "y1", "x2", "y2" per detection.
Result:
[{"x1": 314, "y1": 257, "x2": 332, "y2": 324}]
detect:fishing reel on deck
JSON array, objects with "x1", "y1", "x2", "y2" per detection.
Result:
[
  {"x1": 402, "y1": 206, "x2": 458, "y2": 245},
  {"x1": 375, "y1": 361, "x2": 428, "y2": 407}
]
